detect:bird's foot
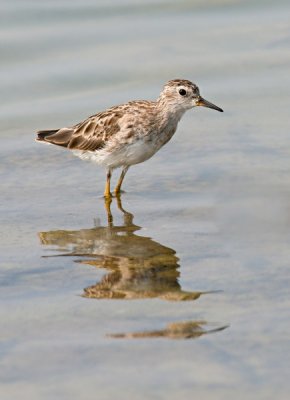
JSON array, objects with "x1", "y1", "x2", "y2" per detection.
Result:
[{"x1": 113, "y1": 189, "x2": 126, "y2": 198}]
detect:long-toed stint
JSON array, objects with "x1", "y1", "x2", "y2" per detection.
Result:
[{"x1": 36, "y1": 79, "x2": 223, "y2": 198}]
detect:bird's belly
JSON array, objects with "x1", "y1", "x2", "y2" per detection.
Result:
[
  {"x1": 73, "y1": 140, "x2": 159, "y2": 169},
  {"x1": 126, "y1": 140, "x2": 158, "y2": 163},
  {"x1": 107, "y1": 140, "x2": 158, "y2": 168}
]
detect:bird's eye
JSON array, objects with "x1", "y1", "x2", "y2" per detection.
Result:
[{"x1": 179, "y1": 88, "x2": 187, "y2": 96}]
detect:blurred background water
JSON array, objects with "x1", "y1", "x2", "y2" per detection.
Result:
[{"x1": 1, "y1": 0, "x2": 290, "y2": 399}]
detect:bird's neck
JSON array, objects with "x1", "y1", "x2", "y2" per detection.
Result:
[{"x1": 156, "y1": 99, "x2": 186, "y2": 129}]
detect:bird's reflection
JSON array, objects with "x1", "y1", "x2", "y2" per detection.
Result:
[
  {"x1": 108, "y1": 320, "x2": 228, "y2": 339},
  {"x1": 39, "y1": 197, "x2": 211, "y2": 301}
]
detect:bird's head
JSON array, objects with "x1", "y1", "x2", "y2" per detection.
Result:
[{"x1": 158, "y1": 79, "x2": 223, "y2": 114}]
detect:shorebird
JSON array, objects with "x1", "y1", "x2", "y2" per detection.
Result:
[{"x1": 36, "y1": 79, "x2": 223, "y2": 198}]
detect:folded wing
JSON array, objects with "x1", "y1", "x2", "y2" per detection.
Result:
[{"x1": 36, "y1": 109, "x2": 124, "y2": 152}]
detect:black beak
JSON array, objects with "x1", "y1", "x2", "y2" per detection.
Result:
[{"x1": 196, "y1": 96, "x2": 223, "y2": 112}]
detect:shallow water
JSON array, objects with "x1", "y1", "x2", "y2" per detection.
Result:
[{"x1": 1, "y1": 1, "x2": 290, "y2": 399}]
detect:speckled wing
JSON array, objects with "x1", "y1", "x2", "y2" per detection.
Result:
[{"x1": 37, "y1": 108, "x2": 124, "y2": 152}]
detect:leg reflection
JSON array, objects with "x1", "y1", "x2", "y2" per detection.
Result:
[{"x1": 39, "y1": 196, "x2": 213, "y2": 301}]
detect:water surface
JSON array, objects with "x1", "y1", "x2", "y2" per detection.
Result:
[{"x1": 1, "y1": 1, "x2": 290, "y2": 399}]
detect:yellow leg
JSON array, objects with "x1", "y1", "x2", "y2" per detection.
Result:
[
  {"x1": 114, "y1": 167, "x2": 129, "y2": 196},
  {"x1": 104, "y1": 170, "x2": 112, "y2": 198}
]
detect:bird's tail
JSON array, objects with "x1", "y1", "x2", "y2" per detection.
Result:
[
  {"x1": 36, "y1": 130, "x2": 59, "y2": 142},
  {"x1": 36, "y1": 128, "x2": 75, "y2": 148}
]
